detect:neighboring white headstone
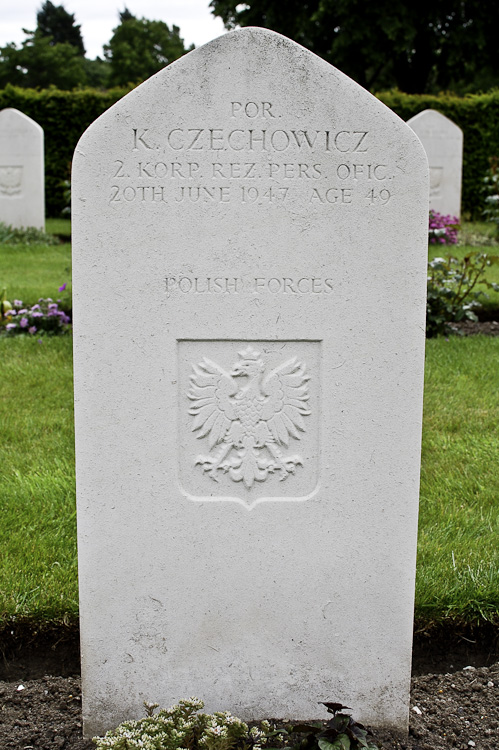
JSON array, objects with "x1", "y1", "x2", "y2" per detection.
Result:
[
  {"x1": 407, "y1": 109, "x2": 463, "y2": 218},
  {"x1": 72, "y1": 28, "x2": 428, "y2": 738},
  {"x1": 0, "y1": 108, "x2": 44, "y2": 230}
]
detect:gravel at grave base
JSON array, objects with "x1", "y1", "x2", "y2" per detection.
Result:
[{"x1": 0, "y1": 664, "x2": 498, "y2": 750}]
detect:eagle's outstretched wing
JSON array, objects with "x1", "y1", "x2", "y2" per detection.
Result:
[
  {"x1": 187, "y1": 358, "x2": 238, "y2": 448},
  {"x1": 260, "y1": 357, "x2": 310, "y2": 446}
]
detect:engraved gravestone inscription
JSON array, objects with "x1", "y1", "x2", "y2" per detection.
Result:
[
  {"x1": 0, "y1": 108, "x2": 44, "y2": 230},
  {"x1": 73, "y1": 28, "x2": 428, "y2": 738},
  {"x1": 407, "y1": 109, "x2": 463, "y2": 218}
]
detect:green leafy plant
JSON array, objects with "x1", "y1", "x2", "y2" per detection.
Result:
[
  {"x1": 0, "y1": 221, "x2": 59, "y2": 245},
  {"x1": 426, "y1": 252, "x2": 499, "y2": 337},
  {"x1": 483, "y1": 158, "x2": 499, "y2": 237},
  {"x1": 280, "y1": 703, "x2": 378, "y2": 750},
  {"x1": 93, "y1": 698, "x2": 281, "y2": 750},
  {"x1": 60, "y1": 178, "x2": 71, "y2": 217}
]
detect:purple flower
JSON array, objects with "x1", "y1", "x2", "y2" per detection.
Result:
[
  {"x1": 31, "y1": 311, "x2": 43, "y2": 318},
  {"x1": 28, "y1": 326, "x2": 37, "y2": 334},
  {"x1": 58, "y1": 283, "x2": 67, "y2": 291},
  {"x1": 13, "y1": 299, "x2": 23, "y2": 307},
  {"x1": 18, "y1": 308, "x2": 28, "y2": 315},
  {"x1": 19, "y1": 317, "x2": 29, "y2": 328},
  {"x1": 6, "y1": 322, "x2": 17, "y2": 330},
  {"x1": 31, "y1": 304, "x2": 41, "y2": 311}
]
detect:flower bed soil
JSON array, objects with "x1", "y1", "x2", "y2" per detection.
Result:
[
  {"x1": 1, "y1": 664, "x2": 498, "y2": 750},
  {"x1": 0, "y1": 622, "x2": 498, "y2": 750},
  {"x1": 450, "y1": 319, "x2": 499, "y2": 336}
]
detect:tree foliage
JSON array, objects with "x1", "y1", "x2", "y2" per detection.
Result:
[
  {"x1": 209, "y1": 0, "x2": 499, "y2": 93},
  {"x1": 0, "y1": 32, "x2": 87, "y2": 89},
  {"x1": 36, "y1": 0, "x2": 85, "y2": 55},
  {"x1": 0, "y1": 1, "x2": 90, "y2": 89},
  {"x1": 104, "y1": 14, "x2": 194, "y2": 86}
]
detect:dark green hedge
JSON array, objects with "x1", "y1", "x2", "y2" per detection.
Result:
[
  {"x1": 378, "y1": 90, "x2": 499, "y2": 219},
  {"x1": 0, "y1": 85, "x2": 130, "y2": 216},
  {"x1": 1, "y1": 85, "x2": 498, "y2": 218}
]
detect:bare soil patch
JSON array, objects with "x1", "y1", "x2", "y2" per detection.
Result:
[
  {"x1": 1, "y1": 665, "x2": 499, "y2": 749},
  {"x1": 0, "y1": 622, "x2": 498, "y2": 749},
  {"x1": 450, "y1": 319, "x2": 499, "y2": 336}
]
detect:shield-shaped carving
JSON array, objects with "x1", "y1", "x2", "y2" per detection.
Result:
[
  {"x1": 429, "y1": 166, "x2": 443, "y2": 198},
  {"x1": 178, "y1": 339, "x2": 321, "y2": 509},
  {"x1": 0, "y1": 166, "x2": 23, "y2": 196}
]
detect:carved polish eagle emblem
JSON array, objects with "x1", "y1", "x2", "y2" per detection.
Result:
[
  {"x1": 0, "y1": 166, "x2": 22, "y2": 196},
  {"x1": 187, "y1": 346, "x2": 311, "y2": 488}
]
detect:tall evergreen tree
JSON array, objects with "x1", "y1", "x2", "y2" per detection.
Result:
[
  {"x1": 36, "y1": 0, "x2": 85, "y2": 56},
  {"x1": 119, "y1": 7, "x2": 136, "y2": 23}
]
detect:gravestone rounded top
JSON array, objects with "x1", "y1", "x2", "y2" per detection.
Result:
[
  {"x1": 408, "y1": 108, "x2": 463, "y2": 137},
  {"x1": 77, "y1": 27, "x2": 426, "y2": 168},
  {"x1": 74, "y1": 26, "x2": 428, "y2": 268},
  {"x1": 0, "y1": 107, "x2": 44, "y2": 136}
]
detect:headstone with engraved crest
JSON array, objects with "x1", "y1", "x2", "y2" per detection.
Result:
[
  {"x1": 0, "y1": 108, "x2": 44, "y2": 230},
  {"x1": 72, "y1": 28, "x2": 428, "y2": 738},
  {"x1": 407, "y1": 109, "x2": 463, "y2": 219}
]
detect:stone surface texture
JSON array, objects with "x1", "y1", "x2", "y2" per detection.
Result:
[
  {"x1": 0, "y1": 108, "x2": 44, "y2": 230},
  {"x1": 72, "y1": 28, "x2": 428, "y2": 737},
  {"x1": 407, "y1": 109, "x2": 463, "y2": 218}
]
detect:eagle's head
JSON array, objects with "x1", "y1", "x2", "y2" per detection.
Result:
[{"x1": 231, "y1": 346, "x2": 265, "y2": 377}]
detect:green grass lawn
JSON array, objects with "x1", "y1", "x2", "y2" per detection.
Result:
[
  {"x1": 417, "y1": 336, "x2": 499, "y2": 623},
  {"x1": 0, "y1": 221, "x2": 498, "y2": 627},
  {"x1": 0, "y1": 219, "x2": 72, "y2": 306},
  {"x1": 0, "y1": 335, "x2": 77, "y2": 621}
]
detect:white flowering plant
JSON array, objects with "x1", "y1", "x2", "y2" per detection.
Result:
[{"x1": 93, "y1": 698, "x2": 281, "y2": 750}]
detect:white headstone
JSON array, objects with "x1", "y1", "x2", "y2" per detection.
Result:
[
  {"x1": 407, "y1": 109, "x2": 463, "y2": 219},
  {"x1": 0, "y1": 108, "x2": 44, "y2": 231},
  {"x1": 73, "y1": 28, "x2": 428, "y2": 738}
]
